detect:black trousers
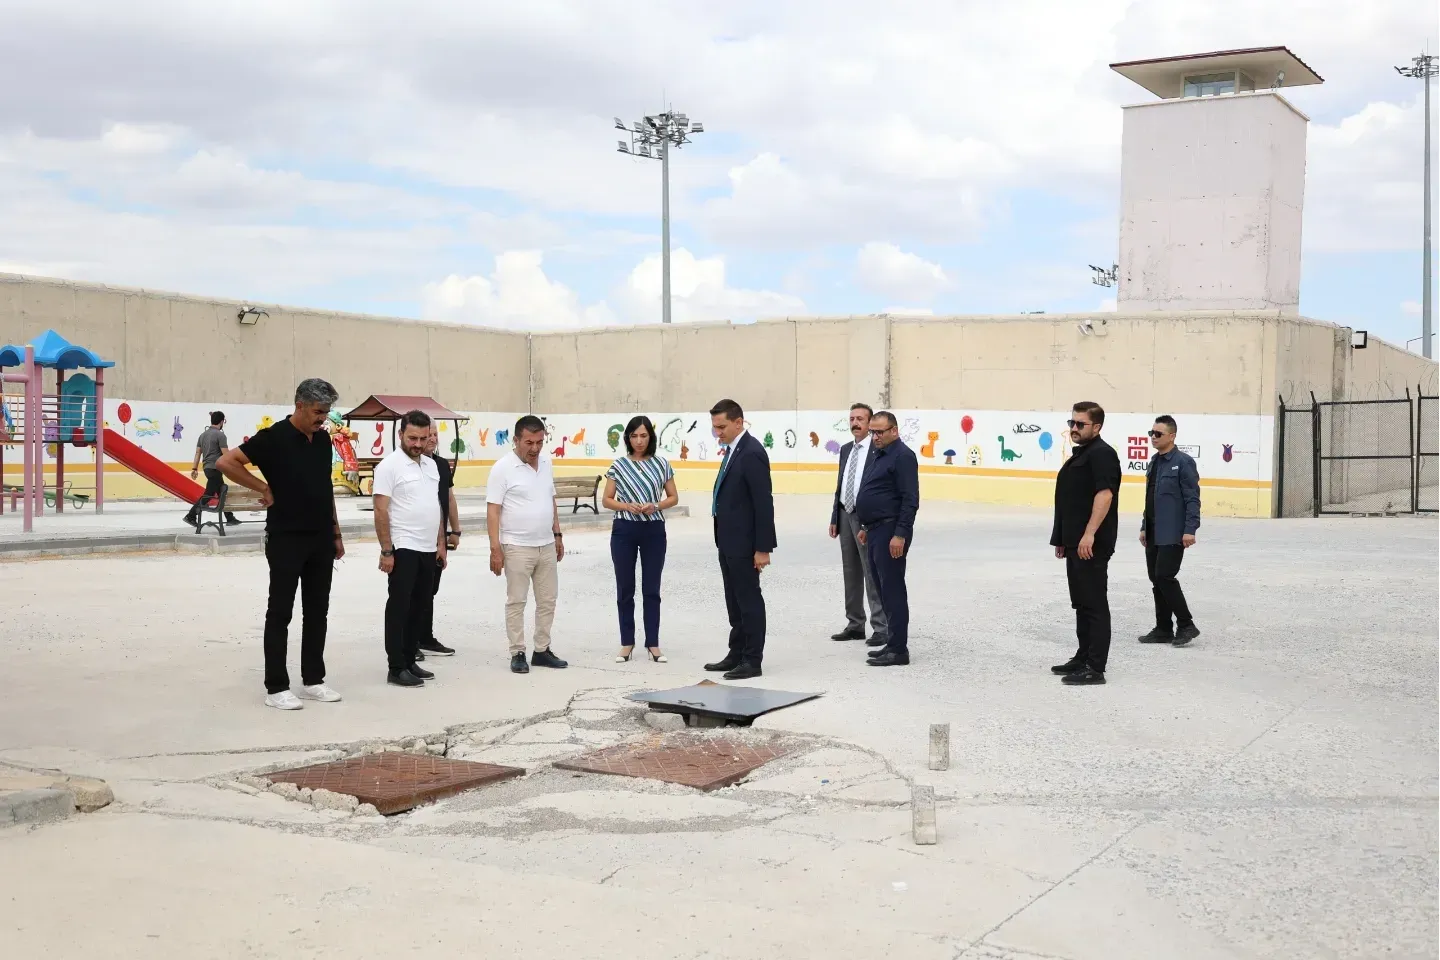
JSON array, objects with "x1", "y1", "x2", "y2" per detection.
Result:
[
  {"x1": 865, "y1": 520, "x2": 911, "y2": 655},
  {"x1": 719, "y1": 550, "x2": 766, "y2": 665},
  {"x1": 386, "y1": 549, "x2": 436, "y2": 672},
  {"x1": 612, "y1": 519, "x2": 667, "y2": 647},
  {"x1": 185, "y1": 467, "x2": 226, "y2": 519},
  {"x1": 1145, "y1": 544, "x2": 1193, "y2": 630},
  {"x1": 424, "y1": 563, "x2": 444, "y2": 642},
  {"x1": 263, "y1": 531, "x2": 335, "y2": 694},
  {"x1": 1065, "y1": 553, "x2": 1111, "y2": 672}
]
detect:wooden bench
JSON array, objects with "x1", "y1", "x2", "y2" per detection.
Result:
[{"x1": 553, "y1": 475, "x2": 601, "y2": 514}]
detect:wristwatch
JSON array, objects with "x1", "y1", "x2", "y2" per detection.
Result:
[
  {"x1": 380, "y1": 548, "x2": 395, "y2": 557},
  {"x1": 448, "y1": 530, "x2": 462, "y2": 537}
]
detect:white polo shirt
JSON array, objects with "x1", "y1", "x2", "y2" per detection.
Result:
[
  {"x1": 486, "y1": 450, "x2": 556, "y2": 547},
  {"x1": 373, "y1": 450, "x2": 442, "y2": 552}
]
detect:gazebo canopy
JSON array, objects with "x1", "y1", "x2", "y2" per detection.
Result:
[
  {"x1": 342, "y1": 394, "x2": 464, "y2": 421},
  {"x1": 0, "y1": 329, "x2": 115, "y2": 369}
]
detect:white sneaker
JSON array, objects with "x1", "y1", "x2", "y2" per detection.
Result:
[
  {"x1": 265, "y1": 690, "x2": 304, "y2": 710},
  {"x1": 297, "y1": 684, "x2": 342, "y2": 703}
]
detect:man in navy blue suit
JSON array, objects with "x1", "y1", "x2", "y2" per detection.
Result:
[
  {"x1": 703, "y1": 398, "x2": 777, "y2": 680},
  {"x1": 855, "y1": 410, "x2": 920, "y2": 667}
]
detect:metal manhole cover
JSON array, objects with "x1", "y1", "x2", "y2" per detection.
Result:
[
  {"x1": 554, "y1": 736, "x2": 789, "y2": 791},
  {"x1": 265, "y1": 753, "x2": 524, "y2": 814}
]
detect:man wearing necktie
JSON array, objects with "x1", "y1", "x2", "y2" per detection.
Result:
[
  {"x1": 703, "y1": 398, "x2": 777, "y2": 680},
  {"x1": 829, "y1": 403, "x2": 888, "y2": 647}
]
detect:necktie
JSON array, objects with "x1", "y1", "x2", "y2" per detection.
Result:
[
  {"x1": 711, "y1": 445, "x2": 731, "y2": 516},
  {"x1": 842, "y1": 443, "x2": 861, "y2": 511}
]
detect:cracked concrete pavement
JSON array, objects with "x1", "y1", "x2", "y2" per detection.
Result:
[{"x1": 0, "y1": 494, "x2": 1434, "y2": 959}]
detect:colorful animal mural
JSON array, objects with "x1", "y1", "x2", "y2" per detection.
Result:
[
  {"x1": 998, "y1": 436, "x2": 1022, "y2": 462},
  {"x1": 920, "y1": 431, "x2": 939, "y2": 458}
]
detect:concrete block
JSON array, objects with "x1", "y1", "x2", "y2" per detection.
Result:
[
  {"x1": 298, "y1": 787, "x2": 313, "y2": 802},
  {"x1": 1, "y1": 788, "x2": 74, "y2": 826},
  {"x1": 217, "y1": 780, "x2": 260, "y2": 797},
  {"x1": 644, "y1": 711, "x2": 687, "y2": 733},
  {"x1": 355, "y1": 803, "x2": 381, "y2": 818},
  {"x1": 310, "y1": 788, "x2": 359, "y2": 812},
  {"x1": 63, "y1": 776, "x2": 114, "y2": 812},
  {"x1": 928, "y1": 723, "x2": 950, "y2": 772},
  {"x1": 268, "y1": 781, "x2": 300, "y2": 800},
  {"x1": 912, "y1": 784, "x2": 937, "y2": 845},
  {"x1": 426, "y1": 743, "x2": 447, "y2": 756}
]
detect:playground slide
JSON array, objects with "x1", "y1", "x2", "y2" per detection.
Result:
[{"x1": 102, "y1": 428, "x2": 206, "y2": 502}]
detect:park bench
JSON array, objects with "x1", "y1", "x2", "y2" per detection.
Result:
[
  {"x1": 191, "y1": 484, "x2": 267, "y2": 536},
  {"x1": 553, "y1": 475, "x2": 601, "y2": 514}
]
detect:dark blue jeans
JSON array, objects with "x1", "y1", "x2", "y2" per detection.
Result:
[{"x1": 611, "y1": 519, "x2": 667, "y2": 647}]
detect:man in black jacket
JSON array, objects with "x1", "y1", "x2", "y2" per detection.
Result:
[
  {"x1": 855, "y1": 411, "x2": 920, "y2": 667},
  {"x1": 703, "y1": 399, "x2": 777, "y2": 680},
  {"x1": 1049, "y1": 401, "x2": 1121, "y2": 686},
  {"x1": 1138, "y1": 415, "x2": 1202, "y2": 646}
]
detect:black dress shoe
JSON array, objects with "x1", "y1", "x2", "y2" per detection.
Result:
[
  {"x1": 1061, "y1": 666, "x2": 1106, "y2": 685},
  {"x1": 1050, "y1": 659, "x2": 1085, "y2": 675},
  {"x1": 722, "y1": 662, "x2": 762, "y2": 680},
  {"x1": 1138, "y1": 628, "x2": 1174, "y2": 643},
  {"x1": 1173, "y1": 623, "x2": 1200, "y2": 646},
  {"x1": 704, "y1": 656, "x2": 741, "y2": 672},
  {"x1": 418, "y1": 638, "x2": 455, "y2": 656},
  {"x1": 531, "y1": 649, "x2": 568, "y2": 669},
  {"x1": 510, "y1": 653, "x2": 530, "y2": 674},
  {"x1": 224, "y1": 513, "x2": 242, "y2": 525},
  {"x1": 415, "y1": 650, "x2": 425, "y2": 662},
  {"x1": 408, "y1": 663, "x2": 435, "y2": 680},
  {"x1": 868, "y1": 650, "x2": 910, "y2": 667},
  {"x1": 830, "y1": 628, "x2": 865, "y2": 641},
  {"x1": 387, "y1": 669, "x2": 424, "y2": 687},
  {"x1": 865, "y1": 636, "x2": 888, "y2": 647}
]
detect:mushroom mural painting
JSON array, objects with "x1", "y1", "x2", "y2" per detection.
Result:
[{"x1": 943, "y1": 448, "x2": 956, "y2": 465}]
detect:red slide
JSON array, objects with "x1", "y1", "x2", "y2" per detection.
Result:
[{"x1": 102, "y1": 428, "x2": 206, "y2": 502}]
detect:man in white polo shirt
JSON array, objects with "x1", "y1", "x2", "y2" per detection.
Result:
[
  {"x1": 487, "y1": 414, "x2": 568, "y2": 674},
  {"x1": 373, "y1": 410, "x2": 447, "y2": 688}
]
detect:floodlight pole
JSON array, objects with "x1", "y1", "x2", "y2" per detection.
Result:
[
  {"x1": 1397, "y1": 54, "x2": 1437, "y2": 358},
  {"x1": 614, "y1": 109, "x2": 703, "y2": 324},
  {"x1": 661, "y1": 134, "x2": 671, "y2": 326}
]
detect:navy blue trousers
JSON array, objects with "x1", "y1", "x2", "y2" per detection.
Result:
[
  {"x1": 611, "y1": 519, "x2": 667, "y2": 647},
  {"x1": 866, "y1": 520, "x2": 911, "y2": 656}
]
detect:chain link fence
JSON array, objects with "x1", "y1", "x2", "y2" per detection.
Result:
[{"x1": 1419, "y1": 392, "x2": 1438, "y2": 513}]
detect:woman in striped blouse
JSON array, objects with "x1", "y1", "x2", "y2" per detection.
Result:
[{"x1": 602, "y1": 415, "x2": 679, "y2": 663}]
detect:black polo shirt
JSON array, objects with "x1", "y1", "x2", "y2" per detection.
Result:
[
  {"x1": 239, "y1": 417, "x2": 335, "y2": 534},
  {"x1": 430, "y1": 453, "x2": 454, "y2": 518},
  {"x1": 1050, "y1": 436, "x2": 1121, "y2": 558}
]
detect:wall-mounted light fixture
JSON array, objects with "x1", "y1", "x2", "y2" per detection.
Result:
[
  {"x1": 237, "y1": 306, "x2": 269, "y2": 325},
  {"x1": 1351, "y1": 329, "x2": 1368, "y2": 349}
]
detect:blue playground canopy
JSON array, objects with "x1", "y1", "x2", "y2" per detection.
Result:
[{"x1": 0, "y1": 329, "x2": 114, "y2": 369}]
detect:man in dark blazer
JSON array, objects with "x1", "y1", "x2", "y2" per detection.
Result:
[
  {"x1": 829, "y1": 402, "x2": 888, "y2": 647},
  {"x1": 1138, "y1": 415, "x2": 1202, "y2": 646},
  {"x1": 854, "y1": 411, "x2": 920, "y2": 667},
  {"x1": 703, "y1": 398, "x2": 777, "y2": 680},
  {"x1": 1049, "y1": 401, "x2": 1122, "y2": 686}
]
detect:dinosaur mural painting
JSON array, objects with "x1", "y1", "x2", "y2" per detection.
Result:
[{"x1": 998, "y1": 436, "x2": 1022, "y2": 462}]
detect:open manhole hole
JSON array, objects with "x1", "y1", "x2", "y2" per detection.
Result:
[
  {"x1": 554, "y1": 736, "x2": 790, "y2": 791},
  {"x1": 265, "y1": 753, "x2": 524, "y2": 815}
]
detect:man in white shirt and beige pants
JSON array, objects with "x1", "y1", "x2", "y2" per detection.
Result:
[{"x1": 487, "y1": 415, "x2": 568, "y2": 675}]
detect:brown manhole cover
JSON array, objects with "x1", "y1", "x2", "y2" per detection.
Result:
[
  {"x1": 554, "y1": 736, "x2": 789, "y2": 791},
  {"x1": 265, "y1": 754, "x2": 524, "y2": 815}
]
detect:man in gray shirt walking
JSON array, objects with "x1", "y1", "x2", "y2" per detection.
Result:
[{"x1": 185, "y1": 411, "x2": 241, "y2": 527}]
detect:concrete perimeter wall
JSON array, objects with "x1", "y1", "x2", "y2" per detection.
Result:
[{"x1": 1, "y1": 273, "x2": 1434, "y2": 518}]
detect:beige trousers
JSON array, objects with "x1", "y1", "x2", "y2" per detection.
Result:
[{"x1": 502, "y1": 543, "x2": 558, "y2": 654}]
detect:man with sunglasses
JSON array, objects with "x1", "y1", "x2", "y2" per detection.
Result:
[
  {"x1": 854, "y1": 411, "x2": 920, "y2": 667},
  {"x1": 1138, "y1": 415, "x2": 1201, "y2": 646},
  {"x1": 1049, "y1": 401, "x2": 1122, "y2": 685}
]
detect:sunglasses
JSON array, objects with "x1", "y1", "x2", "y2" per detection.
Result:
[
  {"x1": 1148, "y1": 430, "x2": 1166, "y2": 438},
  {"x1": 1066, "y1": 419, "x2": 1093, "y2": 429}
]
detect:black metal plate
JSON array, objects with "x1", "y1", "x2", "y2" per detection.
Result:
[{"x1": 626, "y1": 683, "x2": 822, "y2": 720}]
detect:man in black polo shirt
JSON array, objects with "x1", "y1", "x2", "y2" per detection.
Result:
[
  {"x1": 218, "y1": 378, "x2": 345, "y2": 710},
  {"x1": 418, "y1": 421, "x2": 460, "y2": 658},
  {"x1": 1049, "y1": 400, "x2": 1121, "y2": 686}
]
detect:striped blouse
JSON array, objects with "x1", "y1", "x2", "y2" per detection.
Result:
[{"x1": 605, "y1": 455, "x2": 674, "y2": 522}]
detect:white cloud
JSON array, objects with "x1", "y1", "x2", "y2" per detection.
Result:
[
  {"x1": 1305, "y1": 99, "x2": 1427, "y2": 251},
  {"x1": 1401, "y1": 300, "x2": 1422, "y2": 315},
  {"x1": 421, "y1": 252, "x2": 617, "y2": 330},
  {"x1": 856, "y1": 242, "x2": 951, "y2": 301},
  {"x1": 616, "y1": 247, "x2": 805, "y2": 324},
  {"x1": 1097, "y1": 297, "x2": 1117, "y2": 312}
]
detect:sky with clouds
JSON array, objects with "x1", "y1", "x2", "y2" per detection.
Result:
[{"x1": 0, "y1": 1, "x2": 1434, "y2": 348}]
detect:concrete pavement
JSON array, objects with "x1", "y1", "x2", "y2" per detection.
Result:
[{"x1": 0, "y1": 494, "x2": 1434, "y2": 959}]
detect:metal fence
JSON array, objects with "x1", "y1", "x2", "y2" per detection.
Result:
[
  {"x1": 1277, "y1": 386, "x2": 1435, "y2": 517},
  {"x1": 1419, "y1": 392, "x2": 1438, "y2": 513}
]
